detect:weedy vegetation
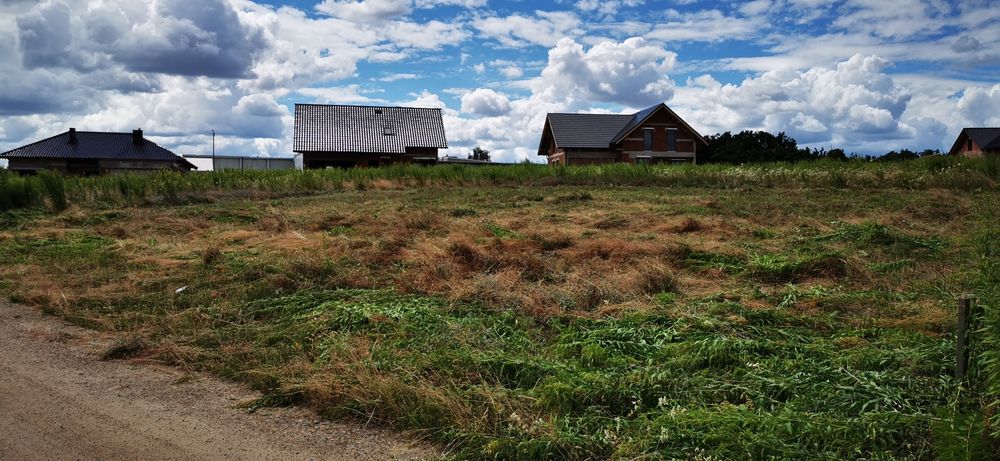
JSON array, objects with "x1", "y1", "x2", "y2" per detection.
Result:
[{"x1": 0, "y1": 159, "x2": 998, "y2": 459}]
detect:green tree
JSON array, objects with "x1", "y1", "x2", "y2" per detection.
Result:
[
  {"x1": 701, "y1": 130, "x2": 813, "y2": 163},
  {"x1": 469, "y1": 146, "x2": 490, "y2": 161}
]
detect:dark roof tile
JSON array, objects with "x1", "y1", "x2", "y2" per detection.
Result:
[
  {"x1": 967, "y1": 128, "x2": 1000, "y2": 149},
  {"x1": 545, "y1": 113, "x2": 633, "y2": 149},
  {"x1": 541, "y1": 104, "x2": 707, "y2": 154},
  {"x1": 0, "y1": 130, "x2": 195, "y2": 169}
]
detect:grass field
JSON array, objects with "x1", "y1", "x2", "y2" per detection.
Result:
[{"x1": 1, "y1": 160, "x2": 998, "y2": 459}]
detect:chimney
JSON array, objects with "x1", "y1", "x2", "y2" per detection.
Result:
[
  {"x1": 132, "y1": 128, "x2": 143, "y2": 145},
  {"x1": 68, "y1": 128, "x2": 77, "y2": 145}
]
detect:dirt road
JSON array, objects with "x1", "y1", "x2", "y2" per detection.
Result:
[{"x1": 0, "y1": 302, "x2": 439, "y2": 460}]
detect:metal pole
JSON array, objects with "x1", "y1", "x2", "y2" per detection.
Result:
[
  {"x1": 211, "y1": 130, "x2": 215, "y2": 159},
  {"x1": 956, "y1": 295, "x2": 975, "y2": 380}
]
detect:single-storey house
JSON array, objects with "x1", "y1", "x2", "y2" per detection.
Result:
[
  {"x1": 0, "y1": 128, "x2": 195, "y2": 175},
  {"x1": 293, "y1": 103, "x2": 448, "y2": 168},
  {"x1": 537, "y1": 103, "x2": 707, "y2": 165},
  {"x1": 948, "y1": 127, "x2": 1000, "y2": 157}
]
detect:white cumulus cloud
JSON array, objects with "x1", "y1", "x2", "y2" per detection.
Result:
[{"x1": 460, "y1": 88, "x2": 511, "y2": 117}]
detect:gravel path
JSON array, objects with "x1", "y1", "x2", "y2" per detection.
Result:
[{"x1": 0, "y1": 301, "x2": 440, "y2": 461}]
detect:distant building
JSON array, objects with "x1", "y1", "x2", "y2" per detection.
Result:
[
  {"x1": 948, "y1": 128, "x2": 1000, "y2": 157},
  {"x1": 182, "y1": 154, "x2": 298, "y2": 171},
  {"x1": 293, "y1": 104, "x2": 448, "y2": 168},
  {"x1": 438, "y1": 155, "x2": 493, "y2": 165},
  {"x1": 0, "y1": 128, "x2": 195, "y2": 175},
  {"x1": 537, "y1": 103, "x2": 707, "y2": 165}
]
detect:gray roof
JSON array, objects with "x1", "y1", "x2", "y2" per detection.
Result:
[
  {"x1": 949, "y1": 127, "x2": 1000, "y2": 154},
  {"x1": 609, "y1": 104, "x2": 661, "y2": 144},
  {"x1": 545, "y1": 113, "x2": 633, "y2": 149},
  {"x1": 539, "y1": 103, "x2": 707, "y2": 155},
  {"x1": 293, "y1": 104, "x2": 447, "y2": 154},
  {"x1": 0, "y1": 129, "x2": 195, "y2": 169},
  {"x1": 967, "y1": 128, "x2": 1000, "y2": 149}
]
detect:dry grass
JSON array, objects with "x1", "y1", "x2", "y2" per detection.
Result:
[
  {"x1": 1, "y1": 185, "x2": 975, "y2": 323},
  {"x1": 0, "y1": 181, "x2": 992, "y2": 459}
]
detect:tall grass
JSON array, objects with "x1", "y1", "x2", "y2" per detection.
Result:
[
  {"x1": 0, "y1": 172, "x2": 41, "y2": 210},
  {"x1": 972, "y1": 197, "x2": 1000, "y2": 446},
  {"x1": 38, "y1": 171, "x2": 67, "y2": 211},
  {"x1": 1, "y1": 155, "x2": 998, "y2": 212}
]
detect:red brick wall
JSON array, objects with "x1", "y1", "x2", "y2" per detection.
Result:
[{"x1": 617, "y1": 109, "x2": 698, "y2": 153}]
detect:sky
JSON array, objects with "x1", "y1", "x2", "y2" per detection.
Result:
[{"x1": 0, "y1": 0, "x2": 998, "y2": 165}]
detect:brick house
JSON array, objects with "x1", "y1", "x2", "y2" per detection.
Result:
[
  {"x1": 293, "y1": 104, "x2": 448, "y2": 168},
  {"x1": 948, "y1": 127, "x2": 1000, "y2": 157},
  {"x1": 0, "y1": 128, "x2": 195, "y2": 175},
  {"x1": 537, "y1": 103, "x2": 707, "y2": 165}
]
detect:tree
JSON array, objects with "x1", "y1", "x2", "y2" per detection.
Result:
[
  {"x1": 701, "y1": 130, "x2": 812, "y2": 163},
  {"x1": 826, "y1": 148, "x2": 848, "y2": 161},
  {"x1": 469, "y1": 146, "x2": 490, "y2": 161}
]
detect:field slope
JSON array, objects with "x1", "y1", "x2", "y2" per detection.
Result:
[{"x1": 1, "y1": 160, "x2": 997, "y2": 459}]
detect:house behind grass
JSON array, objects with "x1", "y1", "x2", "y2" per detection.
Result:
[
  {"x1": 537, "y1": 103, "x2": 707, "y2": 166},
  {"x1": 293, "y1": 103, "x2": 448, "y2": 168},
  {"x1": 0, "y1": 128, "x2": 195, "y2": 175},
  {"x1": 949, "y1": 127, "x2": 1000, "y2": 157}
]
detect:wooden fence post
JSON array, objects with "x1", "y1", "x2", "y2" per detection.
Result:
[{"x1": 956, "y1": 295, "x2": 975, "y2": 380}]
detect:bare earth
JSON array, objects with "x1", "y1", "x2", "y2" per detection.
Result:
[{"x1": 0, "y1": 301, "x2": 440, "y2": 461}]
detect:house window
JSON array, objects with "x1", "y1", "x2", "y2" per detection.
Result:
[
  {"x1": 968, "y1": 139, "x2": 973, "y2": 151},
  {"x1": 384, "y1": 125, "x2": 395, "y2": 136},
  {"x1": 667, "y1": 128, "x2": 677, "y2": 151},
  {"x1": 643, "y1": 128, "x2": 653, "y2": 151}
]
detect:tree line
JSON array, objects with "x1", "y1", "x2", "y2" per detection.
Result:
[{"x1": 700, "y1": 130, "x2": 942, "y2": 164}]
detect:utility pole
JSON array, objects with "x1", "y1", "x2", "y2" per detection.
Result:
[{"x1": 211, "y1": 129, "x2": 215, "y2": 159}]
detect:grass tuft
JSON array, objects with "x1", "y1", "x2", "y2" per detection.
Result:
[{"x1": 101, "y1": 336, "x2": 152, "y2": 360}]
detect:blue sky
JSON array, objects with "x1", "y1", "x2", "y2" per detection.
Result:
[{"x1": 1, "y1": 0, "x2": 998, "y2": 165}]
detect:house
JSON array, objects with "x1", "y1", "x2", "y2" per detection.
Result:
[
  {"x1": 537, "y1": 103, "x2": 707, "y2": 165},
  {"x1": 948, "y1": 127, "x2": 1000, "y2": 157},
  {"x1": 0, "y1": 128, "x2": 195, "y2": 175},
  {"x1": 293, "y1": 103, "x2": 448, "y2": 168}
]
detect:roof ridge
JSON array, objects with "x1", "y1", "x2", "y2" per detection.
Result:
[
  {"x1": 295, "y1": 103, "x2": 442, "y2": 111},
  {"x1": 546, "y1": 112, "x2": 632, "y2": 116}
]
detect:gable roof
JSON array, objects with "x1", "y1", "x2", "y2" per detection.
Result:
[
  {"x1": 293, "y1": 104, "x2": 447, "y2": 154},
  {"x1": 544, "y1": 113, "x2": 634, "y2": 149},
  {"x1": 609, "y1": 104, "x2": 662, "y2": 144},
  {"x1": 610, "y1": 103, "x2": 707, "y2": 146},
  {"x1": 968, "y1": 128, "x2": 1000, "y2": 149},
  {"x1": 949, "y1": 127, "x2": 1000, "y2": 154},
  {"x1": 538, "y1": 103, "x2": 706, "y2": 155},
  {"x1": 0, "y1": 130, "x2": 195, "y2": 169}
]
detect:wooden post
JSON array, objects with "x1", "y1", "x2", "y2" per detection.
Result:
[{"x1": 956, "y1": 295, "x2": 975, "y2": 380}]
